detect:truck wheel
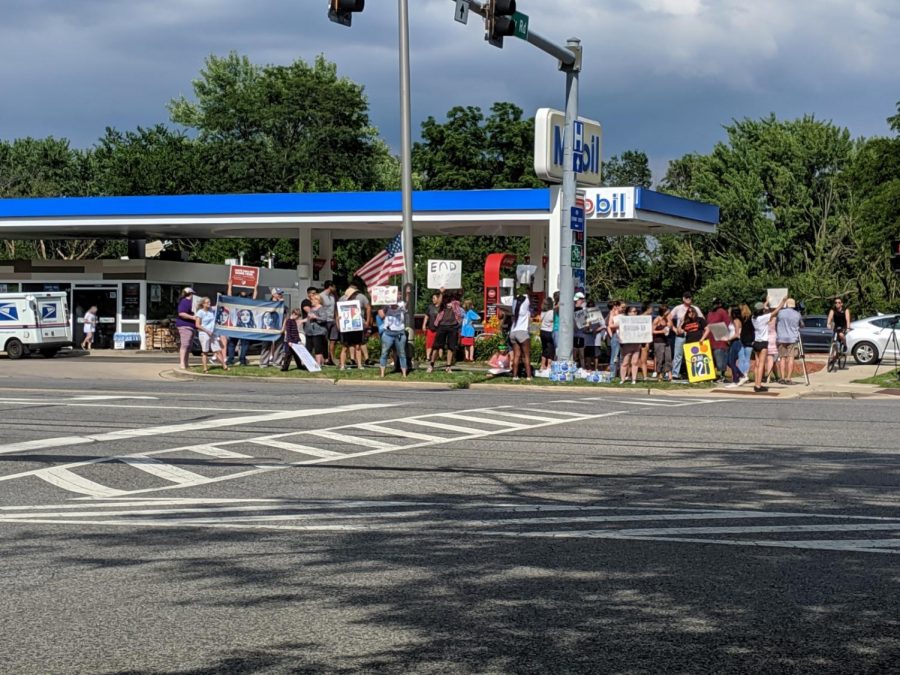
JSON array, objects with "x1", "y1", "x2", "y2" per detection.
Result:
[
  {"x1": 5, "y1": 338, "x2": 25, "y2": 360},
  {"x1": 40, "y1": 348, "x2": 60, "y2": 359}
]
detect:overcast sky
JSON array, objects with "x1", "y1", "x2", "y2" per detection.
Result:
[{"x1": 1, "y1": 0, "x2": 898, "y2": 182}]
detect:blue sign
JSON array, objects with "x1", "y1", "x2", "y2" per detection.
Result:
[
  {"x1": 570, "y1": 206, "x2": 585, "y2": 231},
  {"x1": 41, "y1": 304, "x2": 57, "y2": 320},
  {"x1": 0, "y1": 303, "x2": 19, "y2": 321}
]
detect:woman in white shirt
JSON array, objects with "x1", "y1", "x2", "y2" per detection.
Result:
[
  {"x1": 81, "y1": 306, "x2": 98, "y2": 350},
  {"x1": 750, "y1": 297, "x2": 786, "y2": 393},
  {"x1": 195, "y1": 297, "x2": 227, "y2": 373}
]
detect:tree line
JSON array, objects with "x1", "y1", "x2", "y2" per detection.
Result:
[{"x1": 1, "y1": 52, "x2": 898, "y2": 314}]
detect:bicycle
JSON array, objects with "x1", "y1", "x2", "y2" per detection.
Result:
[{"x1": 826, "y1": 329, "x2": 847, "y2": 372}]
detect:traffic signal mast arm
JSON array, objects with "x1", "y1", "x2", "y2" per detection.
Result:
[{"x1": 458, "y1": 0, "x2": 579, "y2": 70}]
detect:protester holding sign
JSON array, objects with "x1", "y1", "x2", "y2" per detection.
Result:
[
  {"x1": 429, "y1": 289, "x2": 464, "y2": 374},
  {"x1": 652, "y1": 304, "x2": 672, "y2": 381},
  {"x1": 281, "y1": 308, "x2": 305, "y2": 372},
  {"x1": 705, "y1": 298, "x2": 731, "y2": 382},
  {"x1": 338, "y1": 281, "x2": 368, "y2": 370},
  {"x1": 259, "y1": 288, "x2": 285, "y2": 368},
  {"x1": 304, "y1": 291, "x2": 329, "y2": 365},
  {"x1": 751, "y1": 297, "x2": 786, "y2": 393},
  {"x1": 669, "y1": 293, "x2": 704, "y2": 380},
  {"x1": 620, "y1": 306, "x2": 643, "y2": 384},
  {"x1": 509, "y1": 286, "x2": 533, "y2": 381},
  {"x1": 378, "y1": 285, "x2": 412, "y2": 378},
  {"x1": 194, "y1": 296, "x2": 227, "y2": 374}
]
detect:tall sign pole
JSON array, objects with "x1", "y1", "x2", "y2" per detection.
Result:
[
  {"x1": 556, "y1": 38, "x2": 582, "y2": 362},
  {"x1": 398, "y1": 0, "x2": 416, "y2": 326}
]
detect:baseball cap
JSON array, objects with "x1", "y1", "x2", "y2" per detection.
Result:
[
  {"x1": 574, "y1": 292, "x2": 586, "y2": 301},
  {"x1": 183, "y1": 287, "x2": 195, "y2": 294},
  {"x1": 754, "y1": 301, "x2": 765, "y2": 311},
  {"x1": 272, "y1": 287, "x2": 284, "y2": 295},
  {"x1": 499, "y1": 344, "x2": 509, "y2": 351}
]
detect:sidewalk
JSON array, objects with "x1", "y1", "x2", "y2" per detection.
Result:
[{"x1": 3, "y1": 348, "x2": 897, "y2": 398}]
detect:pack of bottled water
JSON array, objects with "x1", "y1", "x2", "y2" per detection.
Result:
[{"x1": 549, "y1": 360, "x2": 577, "y2": 383}]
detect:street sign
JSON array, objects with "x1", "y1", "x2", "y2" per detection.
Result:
[
  {"x1": 570, "y1": 206, "x2": 585, "y2": 231},
  {"x1": 512, "y1": 11, "x2": 528, "y2": 39},
  {"x1": 454, "y1": 0, "x2": 469, "y2": 25},
  {"x1": 571, "y1": 243, "x2": 584, "y2": 268}
]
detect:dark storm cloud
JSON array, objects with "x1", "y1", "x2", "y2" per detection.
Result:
[{"x1": 1, "y1": 0, "x2": 898, "y2": 182}]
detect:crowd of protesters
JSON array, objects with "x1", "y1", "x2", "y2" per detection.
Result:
[{"x1": 176, "y1": 280, "x2": 838, "y2": 392}]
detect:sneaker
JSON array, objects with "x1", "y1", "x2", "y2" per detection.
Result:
[
  {"x1": 724, "y1": 382, "x2": 739, "y2": 388},
  {"x1": 737, "y1": 375, "x2": 749, "y2": 386},
  {"x1": 754, "y1": 385, "x2": 769, "y2": 393},
  {"x1": 512, "y1": 376, "x2": 520, "y2": 381}
]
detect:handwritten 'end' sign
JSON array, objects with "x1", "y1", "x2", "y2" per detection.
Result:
[{"x1": 427, "y1": 260, "x2": 462, "y2": 290}]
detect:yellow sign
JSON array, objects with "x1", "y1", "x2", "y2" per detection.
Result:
[{"x1": 683, "y1": 340, "x2": 717, "y2": 383}]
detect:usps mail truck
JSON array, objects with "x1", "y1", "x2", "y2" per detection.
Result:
[{"x1": 0, "y1": 292, "x2": 73, "y2": 359}]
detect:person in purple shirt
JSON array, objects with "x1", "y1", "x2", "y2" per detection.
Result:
[{"x1": 176, "y1": 287, "x2": 196, "y2": 370}]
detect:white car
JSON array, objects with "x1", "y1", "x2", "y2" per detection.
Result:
[{"x1": 847, "y1": 314, "x2": 900, "y2": 365}]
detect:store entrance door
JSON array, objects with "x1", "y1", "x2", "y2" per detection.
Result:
[{"x1": 73, "y1": 286, "x2": 118, "y2": 349}]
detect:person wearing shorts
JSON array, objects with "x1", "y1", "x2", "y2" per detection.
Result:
[
  {"x1": 430, "y1": 294, "x2": 463, "y2": 373},
  {"x1": 175, "y1": 287, "x2": 196, "y2": 370},
  {"x1": 460, "y1": 300, "x2": 479, "y2": 362},
  {"x1": 194, "y1": 296, "x2": 227, "y2": 373},
  {"x1": 508, "y1": 288, "x2": 533, "y2": 381},
  {"x1": 425, "y1": 292, "x2": 441, "y2": 362},
  {"x1": 81, "y1": 305, "x2": 97, "y2": 351}
]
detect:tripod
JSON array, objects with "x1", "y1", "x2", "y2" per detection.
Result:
[
  {"x1": 872, "y1": 318, "x2": 900, "y2": 381},
  {"x1": 797, "y1": 334, "x2": 810, "y2": 386}
]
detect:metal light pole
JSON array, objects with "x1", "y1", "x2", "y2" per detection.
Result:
[
  {"x1": 555, "y1": 38, "x2": 581, "y2": 362},
  {"x1": 398, "y1": 0, "x2": 416, "y2": 325}
]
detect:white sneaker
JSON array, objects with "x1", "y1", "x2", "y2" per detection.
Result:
[{"x1": 737, "y1": 375, "x2": 749, "y2": 386}]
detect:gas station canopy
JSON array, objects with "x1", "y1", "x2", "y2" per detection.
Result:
[{"x1": 0, "y1": 187, "x2": 717, "y2": 240}]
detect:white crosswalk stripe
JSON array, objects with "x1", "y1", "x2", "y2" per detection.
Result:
[{"x1": 249, "y1": 439, "x2": 345, "y2": 459}]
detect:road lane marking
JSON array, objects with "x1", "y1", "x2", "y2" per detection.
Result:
[
  {"x1": 438, "y1": 413, "x2": 524, "y2": 428},
  {"x1": 187, "y1": 446, "x2": 253, "y2": 459},
  {"x1": 118, "y1": 456, "x2": 210, "y2": 485},
  {"x1": 250, "y1": 439, "x2": 345, "y2": 458},
  {"x1": 306, "y1": 430, "x2": 395, "y2": 450},
  {"x1": 0, "y1": 402, "x2": 399, "y2": 456},
  {"x1": 351, "y1": 423, "x2": 445, "y2": 442},
  {"x1": 34, "y1": 467, "x2": 129, "y2": 498},
  {"x1": 400, "y1": 418, "x2": 478, "y2": 434},
  {"x1": 3, "y1": 498, "x2": 898, "y2": 555},
  {"x1": 489, "y1": 410, "x2": 562, "y2": 423}
]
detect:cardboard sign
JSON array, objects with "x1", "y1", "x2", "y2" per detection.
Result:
[
  {"x1": 290, "y1": 343, "x2": 321, "y2": 372},
  {"x1": 229, "y1": 265, "x2": 260, "y2": 289},
  {"x1": 427, "y1": 260, "x2": 462, "y2": 289},
  {"x1": 584, "y1": 308, "x2": 605, "y2": 327},
  {"x1": 707, "y1": 321, "x2": 730, "y2": 341},
  {"x1": 617, "y1": 315, "x2": 652, "y2": 344},
  {"x1": 683, "y1": 340, "x2": 717, "y2": 383},
  {"x1": 337, "y1": 300, "x2": 364, "y2": 333},
  {"x1": 371, "y1": 286, "x2": 398, "y2": 305},
  {"x1": 767, "y1": 288, "x2": 788, "y2": 307}
]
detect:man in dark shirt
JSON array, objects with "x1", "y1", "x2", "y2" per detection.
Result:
[{"x1": 705, "y1": 298, "x2": 731, "y2": 381}]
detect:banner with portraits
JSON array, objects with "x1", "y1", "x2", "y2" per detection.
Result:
[{"x1": 214, "y1": 294, "x2": 285, "y2": 342}]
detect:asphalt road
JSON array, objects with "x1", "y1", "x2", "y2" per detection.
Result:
[{"x1": 0, "y1": 373, "x2": 898, "y2": 674}]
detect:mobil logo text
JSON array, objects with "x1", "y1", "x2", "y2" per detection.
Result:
[
  {"x1": 581, "y1": 188, "x2": 634, "y2": 219},
  {"x1": 534, "y1": 109, "x2": 602, "y2": 186}
]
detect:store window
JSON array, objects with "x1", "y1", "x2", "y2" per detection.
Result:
[
  {"x1": 147, "y1": 284, "x2": 182, "y2": 321},
  {"x1": 122, "y1": 283, "x2": 141, "y2": 320},
  {"x1": 0, "y1": 283, "x2": 20, "y2": 293}
]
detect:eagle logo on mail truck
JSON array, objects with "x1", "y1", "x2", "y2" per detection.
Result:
[
  {"x1": 41, "y1": 303, "x2": 58, "y2": 320},
  {"x1": 0, "y1": 303, "x2": 19, "y2": 321}
]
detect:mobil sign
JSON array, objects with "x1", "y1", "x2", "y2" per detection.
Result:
[
  {"x1": 534, "y1": 108, "x2": 602, "y2": 186},
  {"x1": 579, "y1": 187, "x2": 636, "y2": 220}
]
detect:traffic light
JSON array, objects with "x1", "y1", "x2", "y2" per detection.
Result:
[
  {"x1": 892, "y1": 239, "x2": 900, "y2": 273},
  {"x1": 486, "y1": 0, "x2": 516, "y2": 48},
  {"x1": 328, "y1": 0, "x2": 364, "y2": 27}
]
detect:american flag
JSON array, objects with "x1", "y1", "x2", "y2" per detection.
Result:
[{"x1": 354, "y1": 233, "x2": 406, "y2": 287}]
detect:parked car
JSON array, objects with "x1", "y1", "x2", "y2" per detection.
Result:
[
  {"x1": 846, "y1": 314, "x2": 900, "y2": 365},
  {"x1": 798, "y1": 315, "x2": 833, "y2": 352}
]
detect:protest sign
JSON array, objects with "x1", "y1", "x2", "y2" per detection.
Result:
[
  {"x1": 290, "y1": 343, "x2": 321, "y2": 372},
  {"x1": 574, "y1": 309, "x2": 586, "y2": 330},
  {"x1": 337, "y1": 300, "x2": 364, "y2": 333},
  {"x1": 229, "y1": 265, "x2": 259, "y2": 289},
  {"x1": 618, "y1": 315, "x2": 652, "y2": 344},
  {"x1": 214, "y1": 294, "x2": 284, "y2": 341},
  {"x1": 371, "y1": 286, "x2": 398, "y2": 305},
  {"x1": 683, "y1": 340, "x2": 717, "y2": 383},
  {"x1": 427, "y1": 260, "x2": 462, "y2": 289},
  {"x1": 707, "y1": 322, "x2": 730, "y2": 341},
  {"x1": 767, "y1": 288, "x2": 788, "y2": 307},
  {"x1": 584, "y1": 308, "x2": 605, "y2": 326}
]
